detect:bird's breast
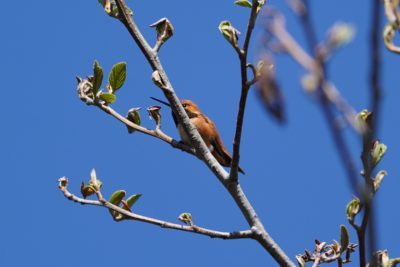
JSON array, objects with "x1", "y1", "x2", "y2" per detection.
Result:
[{"x1": 177, "y1": 120, "x2": 214, "y2": 152}]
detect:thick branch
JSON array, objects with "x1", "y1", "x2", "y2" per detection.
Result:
[
  {"x1": 225, "y1": 182, "x2": 295, "y2": 266},
  {"x1": 114, "y1": 0, "x2": 229, "y2": 181}
]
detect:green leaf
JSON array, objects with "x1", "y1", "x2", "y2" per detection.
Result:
[
  {"x1": 126, "y1": 108, "x2": 141, "y2": 134},
  {"x1": 346, "y1": 196, "x2": 360, "y2": 222},
  {"x1": 340, "y1": 224, "x2": 349, "y2": 253},
  {"x1": 371, "y1": 140, "x2": 387, "y2": 166},
  {"x1": 109, "y1": 190, "x2": 126, "y2": 205},
  {"x1": 355, "y1": 109, "x2": 372, "y2": 134},
  {"x1": 81, "y1": 182, "x2": 95, "y2": 199},
  {"x1": 218, "y1": 20, "x2": 240, "y2": 47},
  {"x1": 99, "y1": 92, "x2": 116, "y2": 104},
  {"x1": 93, "y1": 61, "x2": 104, "y2": 94},
  {"x1": 234, "y1": 0, "x2": 252, "y2": 8},
  {"x1": 108, "y1": 62, "x2": 126, "y2": 92},
  {"x1": 125, "y1": 194, "x2": 142, "y2": 208}
]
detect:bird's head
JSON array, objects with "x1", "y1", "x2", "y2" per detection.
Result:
[{"x1": 180, "y1": 100, "x2": 201, "y2": 117}]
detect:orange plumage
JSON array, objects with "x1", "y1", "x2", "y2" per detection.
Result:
[{"x1": 175, "y1": 100, "x2": 245, "y2": 174}]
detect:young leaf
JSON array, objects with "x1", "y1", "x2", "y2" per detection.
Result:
[
  {"x1": 150, "y1": 18, "x2": 174, "y2": 46},
  {"x1": 340, "y1": 224, "x2": 349, "y2": 253},
  {"x1": 126, "y1": 108, "x2": 141, "y2": 134},
  {"x1": 125, "y1": 194, "x2": 142, "y2": 208},
  {"x1": 218, "y1": 21, "x2": 240, "y2": 48},
  {"x1": 81, "y1": 182, "x2": 95, "y2": 199},
  {"x1": 109, "y1": 190, "x2": 126, "y2": 205},
  {"x1": 355, "y1": 109, "x2": 372, "y2": 134},
  {"x1": 99, "y1": 92, "x2": 116, "y2": 104},
  {"x1": 178, "y1": 212, "x2": 193, "y2": 225},
  {"x1": 257, "y1": 0, "x2": 266, "y2": 13},
  {"x1": 371, "y1": 140, "x2": 387, "y2": 166},
  {"x1": 108, "y1": 62, "x2": 127, "y2": 92},
  {"x1": 234, "y1": 0, "x2": 252, "y2": 8},
  {"x1": 346, "y1": 196, "x2": 361, "y2": 222},
  {"x1": 147, "y1": 106, "x2": 162, "y2": 129},
  {"x1": 90, "y1": 168, "x2": 100, "y2": 190},
  {"x1": 374, "y1": 170, "x2": 388, "y2": 192},
  {"x1": 93, "y1": 61, "x2": 104, "y2": 94}
]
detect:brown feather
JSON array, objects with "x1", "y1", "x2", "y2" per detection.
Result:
[{"x1": 180, "y1": 100, "x2": 245, "y2": 174}]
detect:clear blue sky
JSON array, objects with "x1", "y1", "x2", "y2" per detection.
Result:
[{"x1": 1, "y1": 1, "x2": 399, "y2": 266}]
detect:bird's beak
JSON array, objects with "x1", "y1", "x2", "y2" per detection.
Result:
[{"x1": 150, "y1": 97, "x2": 171, "y2": 107}]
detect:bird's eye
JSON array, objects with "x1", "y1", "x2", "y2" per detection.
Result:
[{"x1": 182, "y1": 104, "x2": 187, "y2": 108}]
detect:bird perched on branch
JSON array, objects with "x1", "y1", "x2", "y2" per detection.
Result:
[{"x1": 151, "y1": 97, "x2": 245, "y2": 174}]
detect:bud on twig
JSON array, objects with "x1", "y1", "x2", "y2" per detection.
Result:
[
  {"x1": 373, "y1": 170, "x2": 388, "y2": 192},
  {"x1": 126, "y1": 108, "x2": 141, "y2": 133},
  {"x1": 147, "y1": 106, "x2": 162, "y2": 129},
  {"x1": 326, "y1": 22, "x2": 355, "y2": 49},
  {"x1": 150, "y1": 18, "x2": 174, "y2": 51},
  {"x1": 219, "y1": 21, "x2": 241, "y2": 49},
  {"x1": 346, "y1": 196, "x2": 361, "y2": 223},
  {"x1": 178, "y1": 212, "x2": 193, "y2": 226},
  {"x1": 152, "y1": 70, "x2": 167, "y2": 89},
  {"x1": 371, "y1": 140, "x2": 387, "y2": 167}
]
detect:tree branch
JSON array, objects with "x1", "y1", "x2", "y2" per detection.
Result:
[
  {"x1": 230, "y1": 0, "x2": 260, "y2": 180},
  {"x1": 58, "y1": 177, "x2": 253, "y2": 240},
  {"x1": 296, "y1": 1, "x2": 360, "y2": 193},
  {"x1": 114, "y1": 0, "x2": 230, "y2": 181},
  {"x1": 265, "y1": 11, "x2": 358, "y2": 132},
  {"x1": 76, "y1": 77, "x2": 196, "y2": 155},
  {"x1": 358, "y1": 0, "x2": 384, "y2": 264},
  {"x1": 71, "y1": 2, "x2": 296, "y2": 266}
]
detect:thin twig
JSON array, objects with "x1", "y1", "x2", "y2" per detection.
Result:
[
  {"x1": 266, "y1": 11, "x2": 358, "y2": 131},
  {"x1": 76, "y1": 77, "x2": 196, "y2": 155},
  {"x1": 230, "y1": 0, "x2": 260, "y2": 180},
  {"x1": 290, "y1": 1, "x2": 360, "y2": 193},
  {"x1": 97, "y1": 99, "x2": 197, "y2": 155},
  {"x1": 312, "y1": 257, "x2": 321, "y2": 267},
  {"x1": 58, "y1": 177, "x2": 253, "y2": 239},
  {"x1": 361, "y1": 0, "x2": 384, "y2": 264}
]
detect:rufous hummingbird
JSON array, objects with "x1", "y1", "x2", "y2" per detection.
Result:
[{"x1": 151, "y1": 97, "x2": 245, "y2": 174}]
